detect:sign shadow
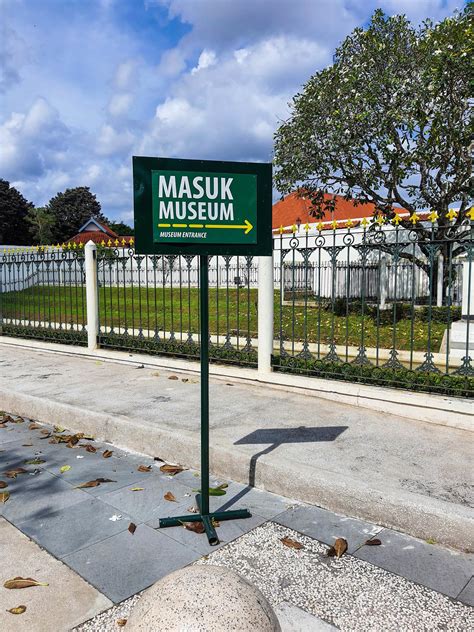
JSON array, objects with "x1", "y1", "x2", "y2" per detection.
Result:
[{"x1": 217, "y1": 425, "x2": 348, "y2": 512}]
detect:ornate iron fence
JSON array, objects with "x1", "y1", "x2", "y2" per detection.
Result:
[
  {"x1": 274, "y1": 220, "x2": 473, "y2": 398},
  {"x1": 0, "y1": 246, "x2": 87, "y2": 345},
  {"x1": 96, "y1": 248, "x2": 258, "y2": 366}
]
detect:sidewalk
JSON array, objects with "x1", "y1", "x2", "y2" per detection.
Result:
[
  {"x1": 0, "y1": 413, "x2": 473, "y2": 631},
  {"x1": 0, "y1": 342, "x2": 473, "y2": 552}
]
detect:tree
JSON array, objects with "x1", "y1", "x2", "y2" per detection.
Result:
[
  {"x1": 47, "y1": 186, "x2": 107, "y2": 242},
  {"x1": 0, "y1": 179, "x2": 34, "y2": 245},
  {"x1": 107, "y1": 220, "x2": 134, "y2": 236},
  {"x1": 26, "y1": 207, "x2": 55, "y2": 245},
  {"x1": 274, "y1": 6, "x2": 473, "y2": 295}
]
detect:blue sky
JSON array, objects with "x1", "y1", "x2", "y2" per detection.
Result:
[{"x1": 0, "y1": 0, "x2": 463, "y2": 222}]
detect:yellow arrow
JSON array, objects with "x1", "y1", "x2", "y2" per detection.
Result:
[
  {"x1": 205, "y1": 219, "x2": 253, "y2": 234},
  {"x1": 158, "y1": 219, "x2": 254, "y2": 234}
]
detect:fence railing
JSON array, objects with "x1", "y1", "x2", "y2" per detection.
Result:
[
  {"x1": 274, "y1": 221, "x2": 473, "y2": 397},
  {"x1": 1, "y1": 218, "x2": 473, "y2": 398},
  {"x1": 95, "y1": 249, "x2": 258, "y2": 365}
]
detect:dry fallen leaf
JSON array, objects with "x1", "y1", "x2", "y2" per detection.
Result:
[
  {"x1": 0, "y1": 491, "x2": 10, "y2": 503},
  {"x1": 159, "y1": 463, "x2": 184, "y2": 476},
  {"x1": 187, "y1": 506, "x2": 199, "y2": 513},
  {"x1": 54, "y1": 426, "x2": 65, "y2": 433},
  {"x1": 84, "y1": 444, "x2": 97, "y2": 453},
  {"x1": 4, "y1": 468, "x2": 27, "y2": 479},
  {"x1": 328, "y1": 538, "x2": 348, "y2": 558},
  {"x1": 164, "y1": 491, "x2": 176, "y2": 502},
  {"x1": 0, "y1": 481, "x2": 8, "y2": 489},
  {"x1": 103, "y1": 450, "x2": 113, "y2": 458},
  {"x1": 181, "y1": 378, "x2": 189, "y2": 382},
  {"x1": 76, "y1": 478, "x2": 116, "y2": 488},
  {"x1": 60, "y1": 465, "x2": 71, "y2": 474},
  {"x1": 24, "y1": 458, "x2": 45, "y2": 465},
  {"x1": 6, "y1": 605, "x2": 27, "y2": 615},
  {"x1": 40, "y1": 429, "x2": 50, "y2": 435},
  {"x1": 116, "y1": 618, "x2": 127, "y2": 627},
  {"x1": 281, "y1": 536, "x2": 304, "y2": 550},
  {"x1": 168, "y1": 375, "x2": 179, "y2": 380},
  {"x1": 128, "y1": 522, "x2": 137, "y2": 535},
  {"x1": 130, "y1": 487, "x2": 144, "y2": 492},
  {"x1": 137, "y1": 465, "x2": 151, "y2": 472},
  {"x1": 364, "y1": 538, "x2": 382, "y2": 546},
  {"x1": 4, "y1": 577, "x2": 49, "y2": 589},
  {"x1": 29, "y1": 423, "x2": 42, "y2": 430},
  {"x1": 182, "y1": 521, "x2": 205, "y2": 534}
]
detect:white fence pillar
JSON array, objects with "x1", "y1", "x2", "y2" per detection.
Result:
[
  {"x1": 436, "y1": 254, "x2": 444, "y2": 307},
  {"x1": 379, "y1": 256, "x2": 387, "y2": 309},
  {"x1": 461, "y1": 255, "x2": 473, "y2": 320},
  {"x1": 258, "y1": 254, "x2": 274, "y2": 375},
  {"x1": 85, "y1": 240, "x2": 99, "y2": 351}
]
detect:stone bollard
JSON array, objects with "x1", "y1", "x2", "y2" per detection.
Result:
[{"x1": 126, "y1": 564, "x2": 281, "y2": 632}]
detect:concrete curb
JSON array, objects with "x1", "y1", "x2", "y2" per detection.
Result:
[
  {"x1": 2, "y1": 388, "x2": 472, "y2": 552},
  {"x1": 0, "y1": 337, "x2": 472, "y2": 432}
]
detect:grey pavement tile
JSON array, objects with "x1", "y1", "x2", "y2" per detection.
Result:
[
  {"x1": 354, "y1": 528, "x2": 474, "y2": 598},
  {"x1": 275, "y1": 602, "x2": 338, "y2": 631},
  {"x1": 98, "y1": 475, "x2": 195, "y2": 523},
  {"x1": 273, "y1": 504, "x2": 382, "y2": 553},
  {"x1": 151, "y1": 511, "x2": 267, "y2": 556},
  {"x1": 63, "y1": 523, "x2": 201, "y2": 603},
  {"x1": 215, "y1": 485, "x2": 299, "y2": 519},
  {"x1": 17, "y1": 497, "x2": 134, "y2": 558},
  {"x1": 42, "y1": 453, "x2": 158, "y2": 496},
  {"x1": 458, "y1": 576, "x2": 474, "y2": 606},
  {"x1": 1, "y1": 470, "x2": 90, "y2": 523}
]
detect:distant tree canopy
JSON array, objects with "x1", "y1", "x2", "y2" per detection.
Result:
[
  {"x1": 108, "y1": 220, "x2": 134, "y2": 236},
  {"x1": 0, "y1": 179, "x2": 34, "y2": 245},
  {"x1": 46, "y1": 186, "x2": 107, "y2": 243},
  {"x1": 274, "y1": 5, "x2": 473, "y2": 236},
  {"x1": 25, "y1": 207, "x2": 55, "y2": 245}
]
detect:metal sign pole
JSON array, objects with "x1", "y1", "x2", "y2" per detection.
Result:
[{"x1": 159, "y1": 255, "x2": 251, "y2": 546}]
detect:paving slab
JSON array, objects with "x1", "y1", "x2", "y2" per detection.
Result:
[
  {"x1": 274, "y1": 504, "x2": 382, "y2": 553},
  {"x1": 98, "y1": 474, "x2": 196, "y2": 523},
  {"x1": 0, "y1": 518, "x2": 112, "y2": 632},
  {"x1": 458, "y1": 576, "x2": 474, "y2": 607},
  {"x1": 1, "y1": 345, "x2": 473, "y2": 549},
  {"x1": 17, "y1": 497, "x2": 134, "y2": 559},
  {"x1": 1, "y1": 470, "x2": 89, "y2": 522},
  {"x1": 354, "y1": 528, "x2": 474, "y2": 599},
  {"x1": 275, "y1": 602, "x2": 339, "y2": 631},
  {"x1": 197, "y1": 521, "x2": 474, "y2": 631},
  {"x1": 62, "y1": 523, "x2": 201, "y2": 603}
]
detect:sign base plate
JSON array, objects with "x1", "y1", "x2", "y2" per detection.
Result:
[{"x1": 159, "y1": 494, "x2": 251, "y2": 546}]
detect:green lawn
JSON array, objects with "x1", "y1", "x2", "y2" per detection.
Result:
[{"x1": 1, "y1": 285, "x2": 447, "y2": 352}]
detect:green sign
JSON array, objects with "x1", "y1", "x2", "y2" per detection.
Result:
[
  {"x1": 152, "y1": 170, "x2": 257, "y2": 246},
  {"x1": 133, "y1": 156, "x2": 272, "y2": 256}
]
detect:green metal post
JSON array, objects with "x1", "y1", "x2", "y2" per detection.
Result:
[
  {"x1": 199, "y1": 254, "x2": 210, "y2": 517},
  {"x1": 158, "y1": 254, "x2": 251, "y2": 545}
]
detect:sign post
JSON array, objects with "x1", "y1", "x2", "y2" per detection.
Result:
[{"x1": 133, "y1": 156, "x2": 272, "y2": 545}]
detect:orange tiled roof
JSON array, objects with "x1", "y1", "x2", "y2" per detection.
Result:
[{"x1": 272, "y1": 192, "x2": 379, "y2": 229}]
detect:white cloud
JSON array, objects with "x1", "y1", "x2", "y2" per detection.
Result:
[
  {"x1": 191, "y1": 49, "x2": 216, "y2": 74},
  {"x1": 114, "y1": 59, "x2": 137, "y2": 90},
  {"x1": 108, "y1": 93, "x2": 133, "y2": 117},
  {"x1": 96, "y1": 124, "x2": 135, "y2": 156}
]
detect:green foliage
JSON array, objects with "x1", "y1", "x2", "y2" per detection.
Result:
[
  {"x1": 0, "y1": 179, "x2": 34, "y2": 245},
  {"x1": 108, "y1": 221, "x2": 134, "y2": 236},
  {"x1": 26, "y1": 207, "x2": 55, "y2": 245},
  {"x1": 274, "y1": 356, "x2": 474, "y2": 398},
  {"x1": 47, "y1": 186, "x2": 106, "y2": 242},
  {"x1": 274, "y1": 6, "x2": 473, "y2": 225}
]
